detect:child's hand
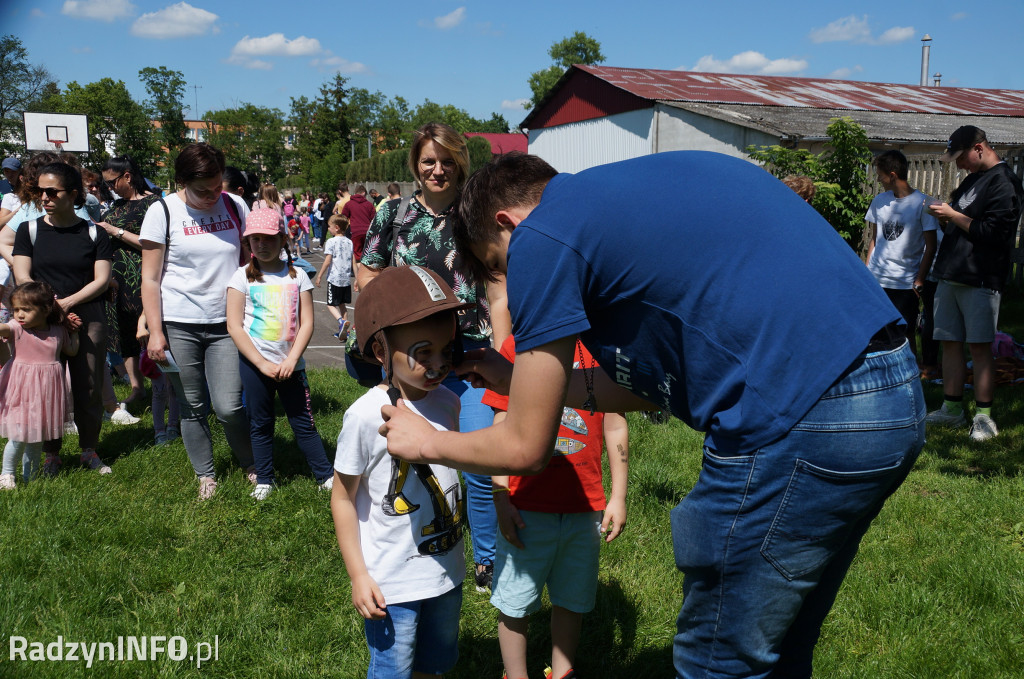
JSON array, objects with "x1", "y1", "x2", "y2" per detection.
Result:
[
  {"x1": 601, "y1": 497, "x2": 627, "y2": 543},
  {"x1": 314, "y1": 275, "x2": 321, "y2": 288},
  {"x1": 277, "y1": 357, "x2": 298, "y2": 381},
  {"x1": 65, "y1": 312, "x2": 83, "y2": 331},
  {"x1": 494, "y1": 492, "x2": 526, "y2": 549},
  {"x1": 258, "y1": 360, "x2": 279, "y2": 380},
  {"x1": 351, "y1": 574, "x2": 387, "y2": 620}
]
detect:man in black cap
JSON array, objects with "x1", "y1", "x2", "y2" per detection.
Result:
[{"x1": 926, "y1": 125, "x2": 1023, "y2": 440}]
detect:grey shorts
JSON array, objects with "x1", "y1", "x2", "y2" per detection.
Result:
[{"x1": 932, "y1": 280, "x2": 1000, "y2": 343}]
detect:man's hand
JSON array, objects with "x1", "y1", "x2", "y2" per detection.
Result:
[
  {"x1": 456, "y1": 347, "x2": 514, "y2": 394},
  {"x1": 379, "y1": 399, "x2": 436, "y2": 463}
]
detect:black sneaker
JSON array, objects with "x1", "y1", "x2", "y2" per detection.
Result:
[{"x1": 474, "y1": 563, "x2": 493, "y2": 593}]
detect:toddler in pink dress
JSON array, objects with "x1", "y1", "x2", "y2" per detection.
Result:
[{"x1": 0, "y1": 282, "x2": 80, "y2": 487}]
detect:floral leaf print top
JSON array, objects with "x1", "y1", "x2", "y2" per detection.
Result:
[{"x1": 360, "y1": 195, "x2": 490, "y2": 342}]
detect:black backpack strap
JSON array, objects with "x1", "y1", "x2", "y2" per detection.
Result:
[{"x1": 388, "y1": 197, "x2": 412, "y2": 267}]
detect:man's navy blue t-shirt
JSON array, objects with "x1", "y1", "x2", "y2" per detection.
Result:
[{"x1": 507, "y1": 151, "x2": 898, "y2": 455}]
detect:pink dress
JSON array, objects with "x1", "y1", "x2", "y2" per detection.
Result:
[{"x1": 0, "y1": 321, "x2": 70, "y2": 442}]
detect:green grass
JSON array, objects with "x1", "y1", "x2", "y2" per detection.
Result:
[{"x1": 1, "y1": 289, "x2": 1024, "y2": 677}]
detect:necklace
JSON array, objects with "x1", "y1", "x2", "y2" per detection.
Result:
[{"x1": 577, "y1": 339, "x2": 596, "y2": 416}]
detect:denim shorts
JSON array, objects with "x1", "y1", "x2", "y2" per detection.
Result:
[
  {"x1": 490, "y1": 510, "x2": 603, "y2": 617},
  {"x1": 671, "y1": 341, "x2": 925, "y2": 678},
  {"x1": 364, "y1": 584, "x2": 462, "y2": 678},
  {"x1": 933, "y1": 280, "x2": 1000, "y2": 343}
]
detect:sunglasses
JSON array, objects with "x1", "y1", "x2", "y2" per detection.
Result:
[
  {"x1": 34, "y1": 186, "x2": 68, "y2": 199},
  {"x1": 105, "y1": 173, "x2": 125, "y2": 189}
]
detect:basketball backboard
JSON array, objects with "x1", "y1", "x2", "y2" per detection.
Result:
[{"x1": 23, "y1": 112, "x2": 91, "y2": 153}]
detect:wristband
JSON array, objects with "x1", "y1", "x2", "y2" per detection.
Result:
[{"x1": 491, "y1": 487, "x2": 510, "y2": 494}]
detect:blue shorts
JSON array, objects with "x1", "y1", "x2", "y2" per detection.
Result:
[
  {"x1": 364, "y1": 584, "x2": 462, "y2": 678},
  {"x1": 490, "y1": 510, "x2": 602, "y2": 618}
]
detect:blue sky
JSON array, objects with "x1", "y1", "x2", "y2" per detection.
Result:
[{"x1": 8, "y1": 0, "x2": 1024, "y2": 127}]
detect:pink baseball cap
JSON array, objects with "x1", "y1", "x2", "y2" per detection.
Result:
[{"x1": 243, "y1": 208, "x2": 284, "y2": 237}]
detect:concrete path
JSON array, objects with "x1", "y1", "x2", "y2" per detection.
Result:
[{"x1": 298, "y1": 245, "x2": 359, "y2": 370}]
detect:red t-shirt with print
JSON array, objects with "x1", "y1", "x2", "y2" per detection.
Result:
[{"x1": 481, "y1": 335, "x2": 607, "y2": 513}]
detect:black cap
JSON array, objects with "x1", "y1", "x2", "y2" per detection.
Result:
[{"x1": 940, "y1": 125, "x2": 987, "y2": 162}]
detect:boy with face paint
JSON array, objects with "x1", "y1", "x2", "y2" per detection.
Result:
[{"x1": 330, "y1": 265, "x2": 474, "y2": 679}]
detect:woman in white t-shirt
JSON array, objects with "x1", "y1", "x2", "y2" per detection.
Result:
[{"x1": 139, "y1": 143, "x2": 255, "y2": 500}]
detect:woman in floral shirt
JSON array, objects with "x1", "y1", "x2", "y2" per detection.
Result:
[
  {"x1": 100, "y1": 156, "x2": 160, "y2": 404},
  {"x1": 358, "y1": 122, "x2": 497, "y2": 591}
]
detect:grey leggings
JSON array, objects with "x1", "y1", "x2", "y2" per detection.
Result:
[{"x1": 163, "y1": 322, "x2": 253, "y2": 478}]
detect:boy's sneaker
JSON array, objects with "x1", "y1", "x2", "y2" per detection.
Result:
[
  {"x1": 474, "y1": 563, "x2": 493, "y2": 593},
  {"x1": 154, "y1": 431, "x2": 169, "y2": 445},
  {"x1": 43, "y1": 455, "x2": 62, "y2": 477},
  {"x1": 319, "y1": 475, "x2": 334, "y2": 491},
  {"x1": 251, "y1": 483, "x2": 273, "y2": 501},
  {"x1": 969, "y1": 414, "x2": 998, "y2": 441},
  {"x1": 924, "y1": 403, "x2": 967, "y2": 427},
  {"x1": 0, "y1": 473, "x2": 15, "y2": 490},
  {"x1": 544, "y1": 668, "x2": 578, "y2": 679},
  {"x1": 166, "y1": 426, "x2": 181, "y2": 441},
  {"x1": 198, "y1": 477, "x2": 217, "y2": 500},
  {"x1": 80, "y1": 451, "x2": 112, "y2": 474},
  {"x1": 108, "y1": 403, "x2": 141, "y2": 425}
]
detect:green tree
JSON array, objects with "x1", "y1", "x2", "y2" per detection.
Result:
[
  {"x1": 139, "y1": 67, "x2": 188, "y2": 186},
  {"x1": 746, "y1": 116, "x2": 873, "y2": 244},
  {"x1": 527, "y1": 31, "x2": 605, "y2": 108},
  {"x1": 289, "y1": 74, "x2": 352, "y2": 182},
  {"x1": 204, "y1": 104, "x2": 287, "y2": 182},
  {"x1": 42, "y1": 78, "x2": 160, "y2": 175},
  {"x1": 376, "y1": 95, "x2": 411, "y2": 153},
  {"x1": 0, "y1": 35, "x2": 57, "y2": 155}
]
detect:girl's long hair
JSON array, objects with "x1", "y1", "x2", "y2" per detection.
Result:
[
  {"x1": 245, "y1": 234, "x2": 297, "y2": 283},
  {"x1": 10, "y1": 281, "x2": 69, "y2": 328}
]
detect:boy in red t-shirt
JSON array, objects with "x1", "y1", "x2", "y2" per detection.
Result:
[{"x1": 482, "y1": 335, "x2": 629, "y2": 679}]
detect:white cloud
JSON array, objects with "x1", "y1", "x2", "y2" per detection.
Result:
[
  {"x1": 875, "y1": 26, "x2": 915, "y2": 45},
  {"x1": 810, "y1": 15, "x2": 872, "y2": 43},
  {"x1": 31, "y1": 8, "x2": 46, "y2": 17},
  {"x1": 62, "y1": 0, "x2": 136, "y2": 21},
  {"x1": 809, "y1": 15, "x2": 915, "y2": 45},
  {"x1": 502, "y1": 98, "x2": 531, "y2": 110},
  {"x1": 951, "y1": 12, "x2": 968, "y2": 21},
  {"x1": 310, "y1": 56, "x2": 368, "y2": 74},
  {"x1": 828, "y1": 65, "x2": 864, "y2": 79},
  {"x1": 131, "y1": 2, "x2": 218, "y2": 39},
  {"x1": 434, "y1": 7, "x2": 465, "y2": 29},
  {"x1": 690, "y1": 51, "x2": 808, "y2": 75},
  {"x1": 231, "y1": 33, "x2": 322, "y2": 57},
  {"x1": 71, "y1": 45, "x2": 94, "y2": 54}
]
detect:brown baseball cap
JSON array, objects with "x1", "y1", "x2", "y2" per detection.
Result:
[
  {"x1": 354, "y1": 265, "x2": 475, "y2": 365},
  {"x1": 940, "y1": 125, "x2": 987, "y2": 162}
]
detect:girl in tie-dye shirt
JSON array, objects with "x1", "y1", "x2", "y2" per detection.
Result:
[{"x1": 226, "y1": 208, "x2": 333, "y2": 501}]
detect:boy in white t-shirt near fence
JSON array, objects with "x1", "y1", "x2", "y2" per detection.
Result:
[
  {"x1": 330, "y1": 265, "x2": 473, "y2": 679},
  {"x1": 865, "y1": 150, "x2": 939, "y2": 358},
  {"x1": 314, "y1": 214, "x2": 355, "y2": 341}
]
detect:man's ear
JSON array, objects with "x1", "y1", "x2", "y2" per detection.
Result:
[{"x1": 495, "y1": 209, "x2": 522, "y2": 230}]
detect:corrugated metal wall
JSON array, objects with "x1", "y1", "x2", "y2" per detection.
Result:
[{"x1": 527, "y1": 109, "x2": 655, "y2": 173}]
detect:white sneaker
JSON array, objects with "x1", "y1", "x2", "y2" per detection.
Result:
[
  {"x1": 109, "y1": 404, "x2": 141, "y2": 425},
  {"x1": 319, "y1": 475, "x2": 334, "y2": 491},
  {"x1": 251, "y1": 483, "x2": 273, "y2": 500},
  {"x1": 924, "y1": 403, "x2": 967, "y2": 427},
  {"x1": 969, "y1": 414, "x2": 998, "y2": 441},
  {"x1": 0, "y1": 473, "x2": 15, "y2": 490}
]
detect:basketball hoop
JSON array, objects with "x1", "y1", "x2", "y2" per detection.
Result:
[{"x1": 48, "y1": 139, "x2": 65, "y2": 153}]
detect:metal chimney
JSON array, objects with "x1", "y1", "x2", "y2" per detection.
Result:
[
  {"x1": 933, "y1": 72, "x2": 942, "y2": 87},
  {"x1": 920, "y1": 35, "x2": 932, "y2": 86}
]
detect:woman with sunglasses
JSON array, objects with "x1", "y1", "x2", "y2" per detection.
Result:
[
  {"x1": 12, "y1": 161, "x2": 114, "y2": 475},
  {"x1": 98, "y1": 156, "x2": 158, "y2": 406},
  {"x1": 139, "y1": 142, "x2": 254, "y2": 500}
]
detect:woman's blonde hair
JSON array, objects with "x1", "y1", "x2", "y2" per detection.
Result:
[{"x1": 407, "y1": 122, "x2": 470, "y2": 191}]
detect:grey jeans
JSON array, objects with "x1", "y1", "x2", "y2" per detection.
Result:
[{"x1": 163, "y1": 321, "x2": 253, "y2": 478}]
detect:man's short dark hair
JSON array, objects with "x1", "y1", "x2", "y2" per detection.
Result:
[
  {"x1": 452, "y1": 152, "x2": 557, "y2": 283},
  {"x1": 873, "y1": 150, "x2": 909, "y2": 181}
]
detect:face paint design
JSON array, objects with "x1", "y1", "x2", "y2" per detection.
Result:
[{"x1": 407, "y1": 340, "x2": 450, "y2": 382}]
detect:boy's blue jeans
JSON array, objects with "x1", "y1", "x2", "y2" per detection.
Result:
[
  {"x1": 364, "y1": 584, "x2": 462, "y2": 678},
  {"x1": 671, "y1": 341, "x2": 925, "y2": 679}
]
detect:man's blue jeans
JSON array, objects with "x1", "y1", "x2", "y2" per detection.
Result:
[{"x1": 671, "y1": 342, "x2": 925, "y2": 678}]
